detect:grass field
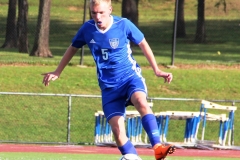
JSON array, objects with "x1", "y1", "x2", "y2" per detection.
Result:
[
  {"x1": 0, "y1": 153, "x2": 239, "y2": 160},
  {"x1": 0, "y1": 66, "x2": 239, "y2": 145},
  {"x1": 0, "y1": 0, "x2": 240, "y2": 148},
  {"x1": 0, "y1": 0, "x2": 240, "y2": 65}
]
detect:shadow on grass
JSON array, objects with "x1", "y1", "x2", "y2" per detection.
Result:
[{"x1": 0, "y1": 14, "x2": 239, "y2": 64}]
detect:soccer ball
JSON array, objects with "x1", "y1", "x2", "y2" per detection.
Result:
[{"x1": 119, "y1": 154, "x2": 142, "y2": 160}]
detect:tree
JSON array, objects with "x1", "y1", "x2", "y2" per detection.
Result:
[
  {"x1": 18, "y1": 0, "x2": 29, "y2": 53},
  {"x1": 122, "y1": 0, "x2": 139, "y2": 26},
  {"x1": 215, "y1": 0, "x2": 227, "y2": 13},
  {"x1": 194, "y1": 0, "x2": 206, "y2": 43},
  {"x1": 194, "y1": 0, "x2": 227, "y2": 43},
  {"x1": 176, "y1": 0, "x2": 186, "y2": 38},
  {"x1": 80, "y1": 0, "x2": 88, "y2": 65},
  {"x1": 30, "y1": 0, "x2": 52, "y2": 57},
  {"x1": 1, "y1": 0, "x2": 18, "y2": 48}
]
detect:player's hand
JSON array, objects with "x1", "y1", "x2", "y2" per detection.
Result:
[
  {"x1": 155, "y1": 70, "x2": 173, "y2": 84},
  {"x1": 164, "y1": 73, "x2": 173, "y2": 84},
  {"x1": 41, "y1": 72, "x2": 59, "y2": 86}
]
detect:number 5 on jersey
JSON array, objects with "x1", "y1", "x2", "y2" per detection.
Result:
[{"x1": 101, "y1": 49, "x2": 108, "y2": 60}]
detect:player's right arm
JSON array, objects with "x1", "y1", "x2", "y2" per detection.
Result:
[{"x1": 42, "y1": 45, "x2": 79, "y2": 86}]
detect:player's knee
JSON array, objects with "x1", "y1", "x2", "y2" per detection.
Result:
[
  {"x1": 134, "y1": 100, "x2": 153, "y2": 116},
  {"x1": 133, "y1": 97, "x2": 146, "y2": 107},
  {"x1": 135, "y1": 99, "x2": 149, "y2": 110}
]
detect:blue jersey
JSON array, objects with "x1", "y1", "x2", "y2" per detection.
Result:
[{"x1": 72, "y1": 15, "x2": 144, "y2": 90}]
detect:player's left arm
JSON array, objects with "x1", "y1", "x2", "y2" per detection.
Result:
[{"x1": 138, "y1": 38, "x2": 173, "y2": 84}]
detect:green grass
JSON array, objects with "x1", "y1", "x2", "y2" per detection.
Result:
[
  {"x1": 0, "y1": 66, "x2": 239, "y2": 145},
  {"x1": 0, "y1": 0, "x2": 240, "y2": 147},
  {"x1": 0, "y1": 0, "x2": 240, "y2": 65},
  {"x1": 0, "y1": 153, "x2": 238, "y2": 160},
  {"x1": 0, "y1": 66, "x2": 240, "y2": 99}
]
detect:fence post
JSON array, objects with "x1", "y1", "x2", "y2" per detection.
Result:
[
  {"x1": 67, "y1": 94, "x2": 72, "y2": 144},
  {"x1": 231, "y1": 100, "x2": 235, "y2": 146}
]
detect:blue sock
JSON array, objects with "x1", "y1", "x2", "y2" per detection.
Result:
[
  {"x1": 142, "y1": 114, "x2": 161, "y2": 146},
  {"x1": 118, "y1": 140, "x2": 137, "y2": 155}
]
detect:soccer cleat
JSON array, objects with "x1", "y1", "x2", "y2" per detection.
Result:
[{"x1": 153, "y1": 143, "x2": 176, "y2": 160}]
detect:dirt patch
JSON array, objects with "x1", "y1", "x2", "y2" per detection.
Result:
[
  {"x1": 171, "y1": 64, "x2": 240, "y2": 70},
  {"x1": 68, "y1": 6, "x2": 78, "y2": 11},
  {"x1": 1, "y1": 63, "x2": 240, "y2": 70}
]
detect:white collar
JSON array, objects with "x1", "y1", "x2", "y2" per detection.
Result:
[{"x1": 95, "y1": 15, "x2": 113, "y2": 33}]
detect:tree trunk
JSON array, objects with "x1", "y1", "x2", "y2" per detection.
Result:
[
  {"x1": 176, "y1": 0, "x2": 186, "y2": 38},
  {"x1": 30, "y1": 0, "x2": 52, "y2": 57},
  {"x1": 122, "y1": 0, "x2": 139, "y2": 26},
  {"x1": 1, "y1": 0, "x2": 18, "y2": 48},
  {"x1": 18, "y1": 0, "x2": 29, "y2": 53},
  {"x1": 194, "y1": 0, "x2": 206, "y2": 43}
]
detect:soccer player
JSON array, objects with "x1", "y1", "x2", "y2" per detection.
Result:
[{"x1": 42, "y1": 0, "x2": 175, "y2": 159}]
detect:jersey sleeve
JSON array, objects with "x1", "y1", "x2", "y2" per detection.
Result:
[
  {"x1": 125, "y1": 19, "x2": 144, "y2": 45},
  {"x1": 71, "y1": 24, "x2": 87, "y2": 48}
]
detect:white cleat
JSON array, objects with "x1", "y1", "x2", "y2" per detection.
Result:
[{"x1": 119, "y1": 154, "x2": 142, "y2": 160}]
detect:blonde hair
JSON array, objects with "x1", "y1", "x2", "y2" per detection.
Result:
[{"x1": 89, "y1": 0, "x2": 111, "y2": 6}]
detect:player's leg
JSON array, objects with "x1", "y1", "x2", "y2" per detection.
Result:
[
  {"x1": 131, "y1": 91, "x2": 160, "y2": 144},
  {"x1": 127, "y1": 77, "x2": 176, "y2": 160},
  {"x1": 108, "y1": 116, "x2": 138, "y2": 156},
  {"x1": 131, "y1": 92, "x2": 176, "y2": 160},
  {"x1": 102, "y1": 87, "x2": 140, "y2": 158}
]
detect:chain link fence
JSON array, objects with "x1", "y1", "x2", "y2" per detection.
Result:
[{"x1": 0, "y1": 92, "x2": 239, "y2": 146}]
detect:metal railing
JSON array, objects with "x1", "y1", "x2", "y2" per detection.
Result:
[{"x1": 0, "y1": 92, "x2": 238, "y2": 145}]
